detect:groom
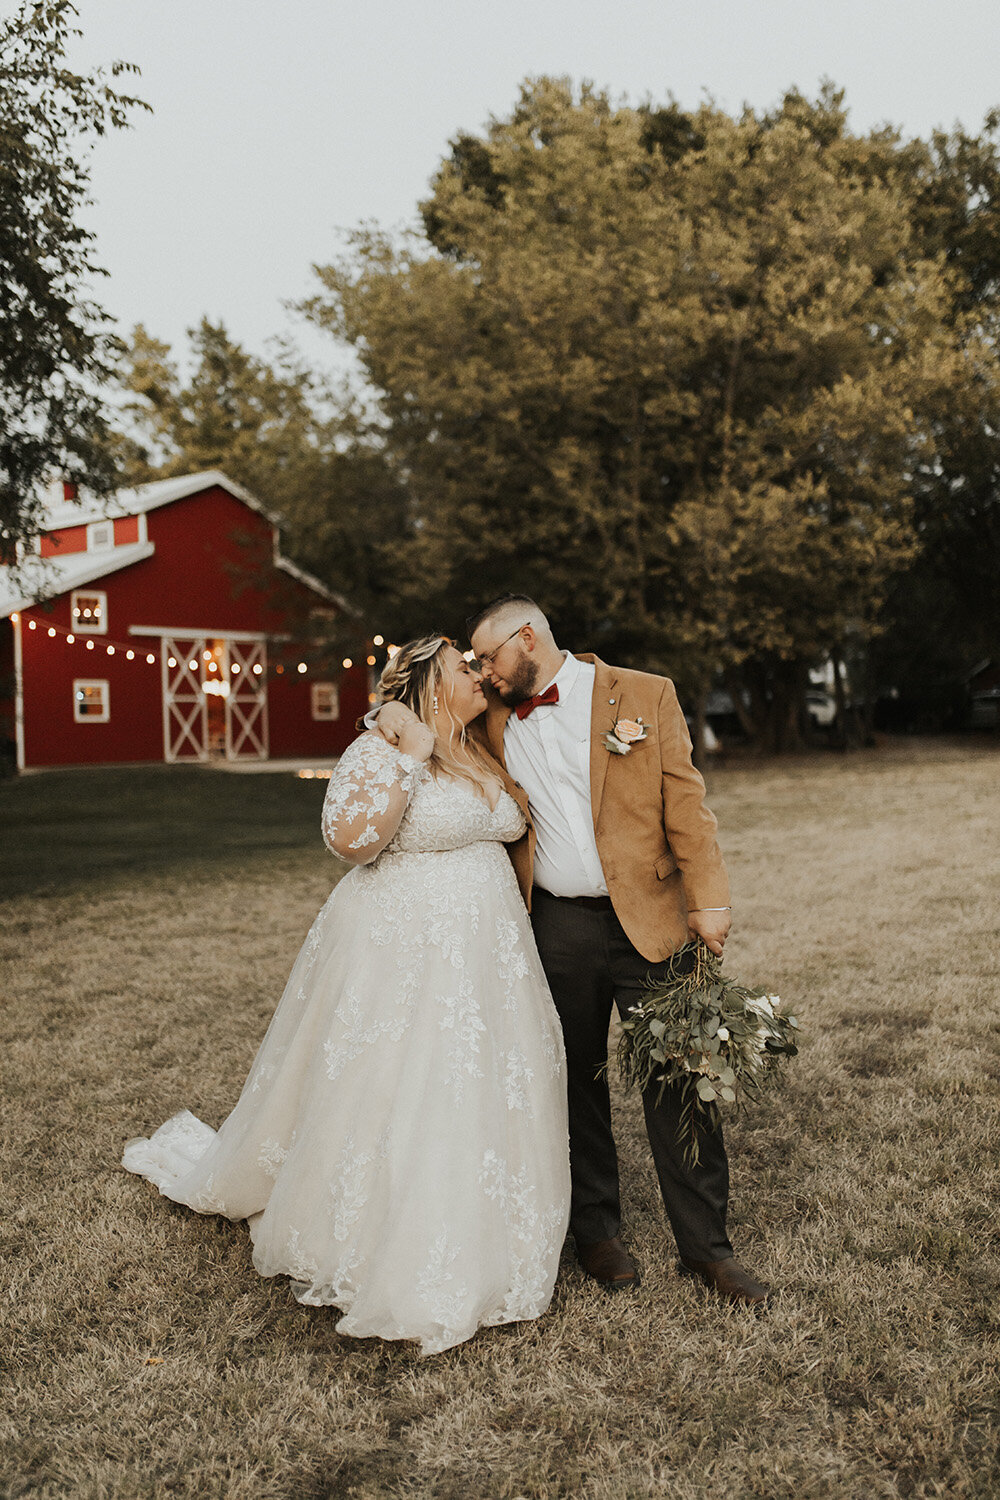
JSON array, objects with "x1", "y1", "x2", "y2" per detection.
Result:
[{"x1": 463, "y1": 595, "x2": 769, "y2": 1305}]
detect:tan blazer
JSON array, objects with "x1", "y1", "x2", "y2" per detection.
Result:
[{"x1": 474, "y1": 654, "x2": 730, "y2": 963}]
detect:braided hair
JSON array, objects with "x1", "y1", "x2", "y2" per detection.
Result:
[{"x1": 374, "y1": 635, "x2": 497, "y2": 800}]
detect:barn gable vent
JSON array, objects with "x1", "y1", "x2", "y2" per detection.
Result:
[{"x1": 87, "y1": 520, "x2": 114, "y2": 552}]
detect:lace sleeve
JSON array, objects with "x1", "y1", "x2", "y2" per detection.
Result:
[{"x1": 322, "y1": 732, "x2": 429, "y2": 864}]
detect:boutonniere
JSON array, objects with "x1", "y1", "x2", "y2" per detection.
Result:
[{"x1": 603, "y1": 715, "x2": 649, "y2": 755}]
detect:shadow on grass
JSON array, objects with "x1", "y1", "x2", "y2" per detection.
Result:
[{"x1": 0, "y1": 765, "x2": 331, "y2": 900}]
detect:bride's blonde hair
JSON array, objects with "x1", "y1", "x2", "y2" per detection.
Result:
[{"x1": 376, "y1": 635, "x2": 496, "y2": 799}]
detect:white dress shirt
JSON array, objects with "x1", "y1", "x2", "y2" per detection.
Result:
[{"x1": 503, "y1": 653, "x2": 608, "y2": 898}]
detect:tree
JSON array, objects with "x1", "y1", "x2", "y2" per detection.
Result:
[
  {"x1": 302, "y1": 80, "x2": 965, "y2": 748},
  {"x1": 113, "y1": 319, "x2": 410, "y2": 638},
  {"x1": 0, "y1": 0, "x2": 147, "y2": 559},
  {"x1": 870, "y1": 113, "x2": 1000, "y2": 715}
]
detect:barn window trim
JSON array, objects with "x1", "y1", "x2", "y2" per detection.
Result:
[
  {"x1": 71, "y1": 589, "x2": 108, "y2": 634},
  {"x1": 74, "y1": 679, "x2": 110, "y2": 723},
  {"x1": 311, "y1": 682, "x2": 340, "y2": 721}
]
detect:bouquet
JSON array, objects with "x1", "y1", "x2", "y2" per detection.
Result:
[{"x1": 611, "y1": 939, "x2": 799, "y2": 1166}]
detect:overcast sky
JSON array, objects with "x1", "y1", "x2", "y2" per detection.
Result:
[{"x1": 57, "y1": 0, "x2": 1000, "y2": 376}]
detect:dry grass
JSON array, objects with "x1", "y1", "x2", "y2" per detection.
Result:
[{"x1": 2, "y1": 742, "x2": 999, "y2": 1500}]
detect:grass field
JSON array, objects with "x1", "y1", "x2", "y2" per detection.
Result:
[{"x1": 2, "y1": 743, "x2": 999, "y2": 1500}]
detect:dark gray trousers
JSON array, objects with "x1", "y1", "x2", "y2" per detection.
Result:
[{"x1": 531, "y1": 888, "x2": 733, "y2": 1262}]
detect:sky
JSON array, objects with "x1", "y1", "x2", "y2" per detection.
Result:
[{"x1": 55, "y1": 0, "x2": 1000, "y2": 378}]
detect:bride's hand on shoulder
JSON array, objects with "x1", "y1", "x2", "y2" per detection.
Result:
[
  {"x1": 399, "y1": 720, "x2": 435, "y2": 762},
  {"x1": 374, "y1": 702, "x2": 435, "y2": 762}
]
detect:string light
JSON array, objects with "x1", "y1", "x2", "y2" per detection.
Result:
[
  {"x1": 367, "y1": 654, "x2": 376, "y2": 665},
  {"x1": 373, "y1": 634, "x2": 384, "y2": 646},
  {"x1": 12, "y1": 615, "x2": 355, "y2": 698}
]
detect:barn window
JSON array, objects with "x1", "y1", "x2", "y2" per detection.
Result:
[
  {"x1": 74, "y1": 680, "x2": 109, "y2": 723},
  {"x1": 71, "y1": 590, "x2": 107, "y2": 634},
  {"x1": 87, "y1": 520, "x2": 114, "y2": 551},
  {"x1": 311, "y1": 682, "x2": 340, "y2": 721}
]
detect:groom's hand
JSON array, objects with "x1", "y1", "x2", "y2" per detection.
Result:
[{"x1": 687, "y1": 908, "x2": 731, "y2": 956}]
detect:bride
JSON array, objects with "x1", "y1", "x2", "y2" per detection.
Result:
[{"x1": 123, "y1": 636, "x2": 570, "y2": 1356}]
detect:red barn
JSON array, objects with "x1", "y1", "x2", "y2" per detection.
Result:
[{"x1": 0, "y1": 471, "x2": 370, "y2": 771}]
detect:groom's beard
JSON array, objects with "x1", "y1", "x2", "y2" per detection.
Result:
[{"x1": 492, "y1": 653, "x2": 543, "y2": 707}]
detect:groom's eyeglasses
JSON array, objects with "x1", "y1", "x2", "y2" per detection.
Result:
[{"x1": 472, "y1": 623, "x2": 530, "y2": 670}]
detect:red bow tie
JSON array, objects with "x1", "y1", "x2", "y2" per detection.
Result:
[{"x1": 515, "y1": 683, "x2": 560, "y2": 719}]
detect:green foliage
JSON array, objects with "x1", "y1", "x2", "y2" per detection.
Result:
[
  {"x1": 874, "y1": 113, "x2": 1000, "y2": 698},
  {"x1": 303, "y1": 80, "x2": 969, "y2": 743},
  {"x1": 612, "y1": 938, "x2": 799, "y2": 1166},
  {"x1": 0, "y1": 0, "x2": 148, "y2": 557},
  {"x1": 112, "y1": 320, "x2": 410, "y2": 633}
]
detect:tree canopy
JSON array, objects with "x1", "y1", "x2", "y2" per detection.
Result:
[
  {"x1": 302, "y1": 80, "x2": 976, "y2": 746},
  {"x1": 0, "y1": 0, "x2": 147, "y2": 560},
  {"x1": 112, "y1": 319, "x2": 408, "y2": 636}
]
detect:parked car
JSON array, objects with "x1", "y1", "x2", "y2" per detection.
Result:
[{"x1": 805, "y1": 690, "x2": 836, "y2": 728}]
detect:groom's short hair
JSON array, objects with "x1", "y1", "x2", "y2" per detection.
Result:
[{"x1": 466, "y1": 594, "x2": 544, "y2": 640}]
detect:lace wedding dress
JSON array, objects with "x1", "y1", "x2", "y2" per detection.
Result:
[{"x1": 122, "y1": 733, "x2": 570, "y2": 1355}]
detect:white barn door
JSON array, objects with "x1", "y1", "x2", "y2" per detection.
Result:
[
  {"x1": 160, "y1": 633, "x2": 269, "y2": 763},
  {"x1": 162, "y1": 636, "x2": 208, "y2": 762},
  {"x1": 225, "y1": 638, "x2": 269, "y2": 760}
]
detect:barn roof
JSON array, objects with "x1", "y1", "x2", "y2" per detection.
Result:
[
  {"x1": 39, "y1": 469, "x2": 284, "y2": 530},
  {"x1": 1, "y1": 470, "x2": 346, "y2": 617},
  {"x1": 1, "y1": 542, "x2": 157, "y2": 617}
]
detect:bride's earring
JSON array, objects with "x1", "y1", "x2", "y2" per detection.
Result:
[{"x1": 433, "y1": 695, "x2": 439, "y2": 715}]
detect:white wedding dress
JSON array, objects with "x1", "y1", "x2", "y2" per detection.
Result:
[{"x1": 122, "y1": 733, "x2": 570, "y2": 1355}]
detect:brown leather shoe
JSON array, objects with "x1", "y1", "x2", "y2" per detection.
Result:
[
  {"x1": 679, "y1": 1256, "x2": 770, "y2": 1306},
  {"x1": 577, "y1": 1236, "x2": 641, "y2": 1291}
]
